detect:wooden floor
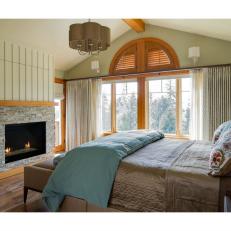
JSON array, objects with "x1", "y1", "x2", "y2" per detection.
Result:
[{"x1": 0, "y1": 173, "x2": 48, "y2": 212}]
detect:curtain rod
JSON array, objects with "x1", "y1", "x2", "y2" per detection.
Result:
[{"x1": 65, "y1": 63, "x2": 231, "y2": 81}]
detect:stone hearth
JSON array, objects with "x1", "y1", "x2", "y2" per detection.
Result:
[{"x1": 0, "y1": 106, "x2": 55, "y2": 171}]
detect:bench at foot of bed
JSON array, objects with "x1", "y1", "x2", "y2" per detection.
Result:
[{"x1": 23, "y1": 158, "x2": 121, "y2": 212}]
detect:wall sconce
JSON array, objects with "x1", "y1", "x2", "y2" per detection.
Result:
[
  {"x1": 188, "y1": 46, "x2": 200, "y2": 66},
  {"x1": 91, "y1": 60, "x2": 100, "y2": 73}
]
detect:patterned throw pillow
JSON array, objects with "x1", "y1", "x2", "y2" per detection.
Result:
[
  {"x1": 209, "y1": 130, "x2": 231, "y2": 176},
  {"x1": 212, "y1": 120, "x2": 231, "y2": 144}
]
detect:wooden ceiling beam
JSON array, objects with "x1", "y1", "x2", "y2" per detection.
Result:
[{"x1": 123, "y1": 19, "x2": 145, "y2": 33}]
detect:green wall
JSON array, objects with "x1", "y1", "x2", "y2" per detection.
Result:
[
  {"x1": 65, "y1": 24, "x2": 231, "y2": 79},
  {"x1": 55, "y1": 69, "x2": 65, "y2": 79}
]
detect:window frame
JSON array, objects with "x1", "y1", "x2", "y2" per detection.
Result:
[
  {"x1": 115, "y1": 80, "x2": 138, "y2": 132},
  {"x1": 146, "y1": 76, "x2": 191, "y2": 138},
  {"x1": 109, "y1": 37, "x2": 179, "y2": 75},
  {"x1": 102, "y1": 70, "x2": 191, "y2": 139},
  {"x1": 102, "y1": 37, "x2": 190, "y2": 138},
  {"x1": 54, "y1": 78, "x2": 66, "y2": 152}
]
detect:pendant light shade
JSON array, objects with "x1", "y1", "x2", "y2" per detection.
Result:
[{"x1": 69, "y1": 21, "x2": 111, "y2": 55}]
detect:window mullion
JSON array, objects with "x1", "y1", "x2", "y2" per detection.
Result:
[
  {"x1": 176, "y1": 78, "x2": 182, "y2": 137},
  {"x1": 137, "y1": 76, "x2": 145, "y2": 129},
  {"x1": 145, "y1": 80, "x2": 149, "y2": 129},
  {"x1": 111, "y1": 83, "x2": 116, "y2": 132}
]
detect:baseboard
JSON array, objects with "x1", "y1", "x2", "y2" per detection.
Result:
[{"x1": 0, "y1": 167, "x2": 24, "y2": 180}]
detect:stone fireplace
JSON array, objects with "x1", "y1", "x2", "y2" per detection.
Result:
[
  {"x1": 5, "y1": 121, "x2": 46, "y2": 163},
  {"x1": 0, "y1": 106, "x2": 55, "y2": 171}
]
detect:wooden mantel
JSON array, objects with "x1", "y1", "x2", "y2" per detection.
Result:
[{"x1": 0, "y1": 100, "x2": 55, "y2": 107}]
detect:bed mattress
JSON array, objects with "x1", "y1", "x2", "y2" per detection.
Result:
[{"x1": 109, "y1": 138, "x2": 220, "y2": 212}]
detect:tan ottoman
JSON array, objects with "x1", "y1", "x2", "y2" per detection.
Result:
[
  {"x1": 24, "y1": 157, "x2": 121, "y2": 212},
  {"x1": 24, "y1": 158, "x2": 55, "y2": 203}
]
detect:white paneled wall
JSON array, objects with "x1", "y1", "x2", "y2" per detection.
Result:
[{"x1": 0, "y1": 40, "x2": 54, "y2": 101}]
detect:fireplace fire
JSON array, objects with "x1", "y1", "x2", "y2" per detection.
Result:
[
  {"x1": 5, "y1": 141, "x2": 36, "y2": 156},
  {"x1": 5, "y1": 141, "x2": 31, "y2": 155},
  {"x1": 25, "y1": 141, "x2": 30, "y2": 149},
  {"x1": 5, "y1": 122, "x2": 46, "y2": 163},
  {"x1": 5, "y1": 147, "x2": 11, "y2": 154}
]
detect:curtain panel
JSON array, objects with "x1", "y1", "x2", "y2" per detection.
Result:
[
  {"x1": 190, "y1": 69, "x2": 204, "y2": 140},
  {"x1": 190, "y1": 66, "x2": 231, "y2": 141},
  {"x1": 203, "y1": 66, "x2": 231, "y2": 140},
  {"x1": 66, "y1": 78, "x2": 102, "y2": 151}
]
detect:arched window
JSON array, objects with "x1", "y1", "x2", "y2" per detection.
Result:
[
  {"x1": 109, "y1": 38, "x2": 179, "y2": 75},
  {"x1": 103, "y1": 38, "x2": 190, "y2": 139}
]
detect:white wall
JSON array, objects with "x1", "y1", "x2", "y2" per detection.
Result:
[{"x1": 0, "y1": 40, "x2": 54, "y2": 101}]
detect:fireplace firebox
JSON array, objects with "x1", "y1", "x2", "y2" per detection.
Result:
[{"x1": 5, "y1": 122, "x2": 46, "y2": 163}]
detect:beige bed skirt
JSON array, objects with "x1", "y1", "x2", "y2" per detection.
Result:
[{"x1": 60, "y1": 197, "x2": 121, "y2": 212}]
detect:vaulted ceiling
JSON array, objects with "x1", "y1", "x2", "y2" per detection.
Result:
[
  {"x1": 0, "y1": 19, "x2": 231, "y2": 72},
  {"x1": 145, "y1": 19, "x2": 231, "y2": 42},
  {"x1": 0, "y1": 19, "x2": 130, "y2": 71}
]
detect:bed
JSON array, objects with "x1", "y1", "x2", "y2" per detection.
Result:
[
  {"x1": 24, "y1": 137, "x2": 231, "y2": 212},
  {"x1": 110, "y1": 138, "x2": 224, "y2": 212}
]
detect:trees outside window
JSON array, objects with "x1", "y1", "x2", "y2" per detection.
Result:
[
  {"x1": 148, "y1": 77, "x2": 191, "y2": 136},
  {"x1": 148, "y1": 79, "x2": 176, "y2": 134},
  {"x1": 101, "y1": 75, "x2": 192, "y2": 138},
  {"x1": 102, "y1": 84, "x2": 112, "y2": 131},
  {"x1": 116, "y1": 82, "x2": 137, "y2": 131}
]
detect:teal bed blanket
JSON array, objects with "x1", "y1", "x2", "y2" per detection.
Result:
[{"x1": 42, "y1": 130, "x2": 164, "y2": 211}]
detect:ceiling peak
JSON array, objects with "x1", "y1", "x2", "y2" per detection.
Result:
[{"x1": 123, "y1": 19, "x2": 145, "y2": 33}]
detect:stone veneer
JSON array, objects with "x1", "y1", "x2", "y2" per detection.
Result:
[{"x1": 0, "y1": 106, "x2": 55, "y2": 171}]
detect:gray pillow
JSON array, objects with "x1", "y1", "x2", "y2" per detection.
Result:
[
  {"x1": 209, "y1": 130, "x2": 231, "y2": 176},
  {"x1": 212, "y1": 120, "x2": 231, "y2": 144}
]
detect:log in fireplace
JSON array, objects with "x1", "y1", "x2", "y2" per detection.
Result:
[{"x1": 5, "y1": 122, "x2": 46, "y2": 163}]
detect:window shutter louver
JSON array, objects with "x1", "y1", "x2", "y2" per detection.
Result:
[
  {"x1": 147, "y1": 49, "x2": 171, "y2": 67},
  {"x1": 113, "y1": 45, "x2": 137, "y2": 74},
  {"x1": 115, "y1": 53, "x2": 136, "y2": 71},
  {"x1": 145, "y1": 42, "x2": 175, "y2": 71},
  {"x1": 110, "y1": 38, "x2": 179, "y2": 75}
]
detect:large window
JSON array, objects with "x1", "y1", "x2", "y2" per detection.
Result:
[
  {"x1": 102, "y1": 38, "x2": 193, "y2": 138},
  {"x1": 101, "y1": 75, "x2": 192, "y2": 138},
  {"x1": 147, "y1": 77, "x2": 192, "y2": 136},
  {"x1": 101, "y1": 81, "x2": 138, "y2": 132},
  {"x1": 116, "y1": 82, "x2": 137, "y2": 131},
  {"x1": 102, "y1": 75, "x2": 192, "y2": 137},
  {"x1": 102, "y1": 83, "x2": 112, "y2": 132},
  {"x1": 148, "y1": 79, "x2": 176, "y2": 134}
]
